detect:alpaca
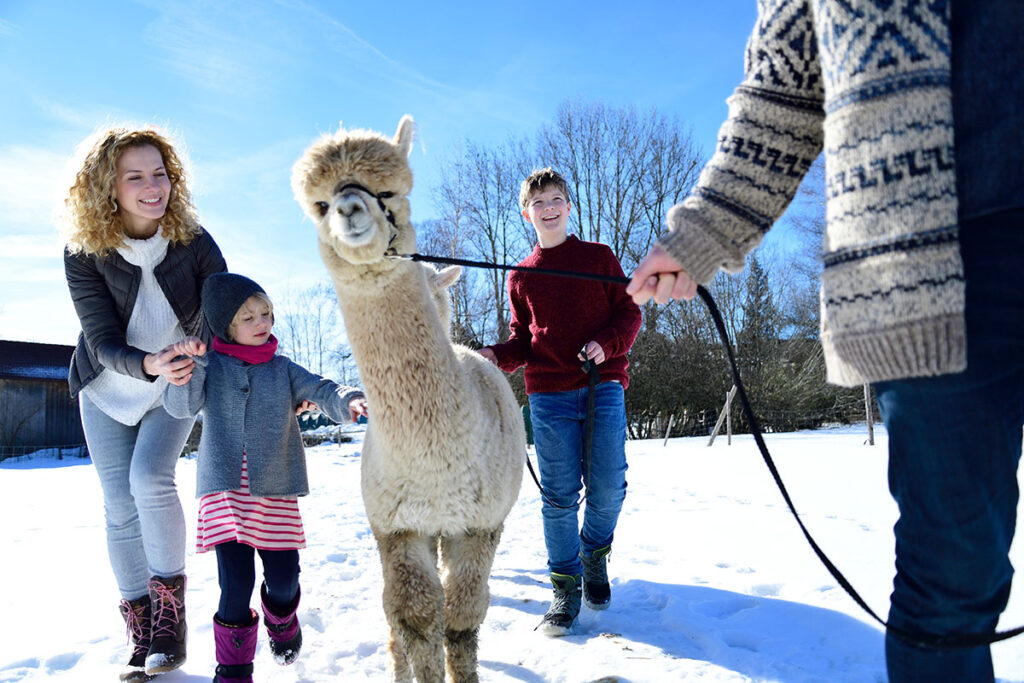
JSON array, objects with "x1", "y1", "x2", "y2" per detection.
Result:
[
  {"x1": 291, "y1": 116, "x2": 525, "y2": 683},
  {"x1": 424, "y1": 263, "x2": 462, "y2": 339}
]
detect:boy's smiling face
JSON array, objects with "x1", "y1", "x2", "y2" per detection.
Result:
[{"x1": 523, "y1": 186, "x2": 572, "y2": 248}]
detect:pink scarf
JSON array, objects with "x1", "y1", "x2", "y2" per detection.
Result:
[{"x1": 211, "y1": 334, "x2": 278, "y2": 364}]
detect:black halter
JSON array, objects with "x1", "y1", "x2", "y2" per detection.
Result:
[{"x1": 336, "y1": 182, "x2": 397, "y2": 228}]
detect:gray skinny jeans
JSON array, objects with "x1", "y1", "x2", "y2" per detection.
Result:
[{"x1": 80, "y1": 393, "x2": 194, "y2": 600}]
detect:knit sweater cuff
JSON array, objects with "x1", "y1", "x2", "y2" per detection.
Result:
[
  {"x1": 657, "y1": 207, "x2": 737, "y2": 286},
  {"x1": 822, "y1": 314, "x2": 967, "y2": 387}
]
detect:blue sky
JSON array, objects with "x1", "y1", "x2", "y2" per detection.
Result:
[{"x1": 0, "y1": 0, "x2": 760, "y2": 345}]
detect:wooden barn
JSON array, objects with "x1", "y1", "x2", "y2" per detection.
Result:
[{"x1": 0, "y1": 340, "x2": 84, "y2": 459}]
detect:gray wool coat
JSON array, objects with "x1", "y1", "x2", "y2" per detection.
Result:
[{"x1": 163, "y1": 350, "x2": 363, "y2": 497}]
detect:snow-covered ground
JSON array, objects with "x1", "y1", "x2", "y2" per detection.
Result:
[{"x1": 2, "y1": 425, "x2": 1022, "y2": 682}]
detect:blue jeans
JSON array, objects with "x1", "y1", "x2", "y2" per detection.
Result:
[
  {"x1": 529, "y1": 381, "x2": 628, "y2": 576},
  {"x1": 80, "y1": 393, "x2": 194, "y2": 600},
  {"x1": 874, "y1": 209, "x2": 1023, "y2": 682}
]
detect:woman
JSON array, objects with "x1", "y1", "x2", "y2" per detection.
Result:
[{"x1": 61, "y1": 125, "x2": 227, "y2": 681}]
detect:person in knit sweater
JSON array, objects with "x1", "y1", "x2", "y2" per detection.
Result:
[
  {"x1": 479, "y1": 168, "x2": 642, "y2": 636},
  {"x1": 162, "y1": 272, "x2": 366, "y2": 683},
  {"x1": 626, "y1": 2, "x2": 1023, "y2": 681},
  {"x1": 61, "y1": 125, "x2": 227, "y2": 680}
]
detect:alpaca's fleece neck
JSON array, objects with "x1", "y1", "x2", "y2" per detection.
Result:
[
  {"x1": 328, "y1": 258, "x2": 525, "y2": 535},
  {"x1": 335, "y1": 261, "x2": 462, "y2": 446}
]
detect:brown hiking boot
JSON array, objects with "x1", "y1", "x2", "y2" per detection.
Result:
[
  {"x1": 118, "y1": 595, "x2": 155, "y2": 682},
  {"x1": 144, "y1": 574, "x2": 187, "y2": 674}
]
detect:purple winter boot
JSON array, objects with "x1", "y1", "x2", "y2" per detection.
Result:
[
  {"x1": 260, "y1": 583, "x2": 302, "y2": 665},
  {"x1": 213, "y1": 610, "x2": 258, "y2": 683}
]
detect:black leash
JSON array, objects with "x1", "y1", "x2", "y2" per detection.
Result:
[{"x1": 392, "y1": 249, "x2": 1024, "y2": 649}]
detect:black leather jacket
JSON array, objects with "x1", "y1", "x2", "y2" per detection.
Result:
[{"x1": 64, "y1": 228, "x2": 227, "y2": 397}]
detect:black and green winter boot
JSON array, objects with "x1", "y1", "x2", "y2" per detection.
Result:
[
  {"x1": 537, "y1": 573, "x2": 582, "y2": 637},
  {"x1": 581, "y1": 545, "x2": 612, "y2": 610}
]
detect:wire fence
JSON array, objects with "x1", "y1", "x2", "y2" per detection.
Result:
[
  {"x1": 0, "y1": 444, "x2": 88, "y2": 464},
  {"x1": 632, "y1": 406, "x2": 877, "y2": 441}
]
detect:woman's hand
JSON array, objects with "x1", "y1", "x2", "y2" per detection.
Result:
[
  {"x1": 144, "y1": 337, "x2": 205, "y2": 385},
  {"x1": 477, "y1": 347, "x2": 498, "y2": 366}
]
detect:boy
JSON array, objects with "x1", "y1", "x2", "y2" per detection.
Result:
[{"x1": 479, "y1": 167, "x2": 642, "y2": 635}]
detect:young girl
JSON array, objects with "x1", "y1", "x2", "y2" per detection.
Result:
[
  {"x1": 61, "y1": 125, "x2": 227, "y2": 680},
  {"x1": 163, "y1": 272, "x2": 367, "y2": 683}
]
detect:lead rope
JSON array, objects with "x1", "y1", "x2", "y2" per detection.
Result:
[{"x1": 390, "y1": 250, "x2": 1023, "y2": 649}]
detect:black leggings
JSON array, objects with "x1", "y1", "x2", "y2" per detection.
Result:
[{"x1": 215, "y1": 541, "x2": 300, "y2": 625}]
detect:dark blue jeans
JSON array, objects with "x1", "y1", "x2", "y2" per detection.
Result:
[
  {"x1": 875, "y1": 209, "x2": 1023, "y2": 682},
  {"x1": 215, "y1": 541, "x2": 300, "y2": 625},
  {"x1": 529, "y1": 381, "x2": 628, "y2": 576}
]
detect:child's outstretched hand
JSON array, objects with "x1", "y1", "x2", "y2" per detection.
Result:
[
  {"x1": 295, "y1": 400, "x2": 319, "y2": 416},
  {"x1": 348, "y1": 397, "x2": 369, "y2": 423}
]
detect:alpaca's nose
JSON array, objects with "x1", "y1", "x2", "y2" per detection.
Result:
[{"x1": 337, "y1": 193, "x2": 367, "y2": 217}]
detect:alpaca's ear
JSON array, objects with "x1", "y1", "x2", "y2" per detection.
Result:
[
  {"x1": 395, "y1": 115, "x2": 415, "y2": 158},
  {"x1": 432, "y1": 265, "x2": 462, "y2": 291}
]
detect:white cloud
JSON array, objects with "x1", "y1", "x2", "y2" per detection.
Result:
[
  {"x1": 135, "y1": 0, "x2": 302, "y2": 97},
  {"x1": 0, "y1": 145, "x2": 73, "y2": 228},
  {"x1": 0, "y1": 233, "x2": 65, "y2": 261}
]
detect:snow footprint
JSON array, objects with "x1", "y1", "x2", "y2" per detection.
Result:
[
  {"x1": 690, "y1": 596, "x2": 758, "y2": 619},
  {"x1": 722, "y1": 630, "x2": 762, "y2": 653},
  {"x1": 751, "y1": 583, "x2": 781, "y2": 597}
]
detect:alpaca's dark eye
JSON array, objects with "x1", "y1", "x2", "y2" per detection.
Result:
[{"x1": 314, "y1": 201, "x2": 329, "y2": 217}]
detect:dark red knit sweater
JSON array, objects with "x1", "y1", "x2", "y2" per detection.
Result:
[{"x1": 487, "y1": 236, "x2": 642, "y2": 394}]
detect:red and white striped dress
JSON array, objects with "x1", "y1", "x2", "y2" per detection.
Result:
[{"x1": 196, "y1": 453, "x2": 306, "y2": 552}]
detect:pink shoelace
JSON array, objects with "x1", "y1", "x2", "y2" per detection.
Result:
[
  {"x1": 120, "y1": 599, "x2": 148, "y2": 654},
  {"x1": 149, "y1": 582, "x2": 183, "y2": 639}
]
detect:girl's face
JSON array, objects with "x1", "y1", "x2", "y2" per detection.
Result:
[
  {"x1": 112, "y1": 144, "x2": 171, "y2": 238},
  {"x1": 230, "y1": 295, "x2": 274, "y2": 346}
]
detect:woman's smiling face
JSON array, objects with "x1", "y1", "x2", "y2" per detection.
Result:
[{"x1": 113, "y1": 144, "x2": 171, "y2": 238}]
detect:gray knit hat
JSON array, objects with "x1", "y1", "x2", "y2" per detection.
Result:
[{"x1": 202, "y1": 272, "x2": 266, "y2": 340}]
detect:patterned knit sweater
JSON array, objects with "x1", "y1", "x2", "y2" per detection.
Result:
[{"x1": 660, "y1": 0, "x2": 962, "y2": 387}]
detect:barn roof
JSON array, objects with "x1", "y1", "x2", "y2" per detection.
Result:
[{"x1": 0, "y1": 340, "x2": 74, "y2": 382}]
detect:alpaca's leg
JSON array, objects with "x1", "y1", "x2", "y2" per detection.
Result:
[
  {"x1": 439, "y1": 527, "x2": 502, "y2": 683},
  {"x1": 387, "y1": 626, "x2": 412, "y2": 683},
  {"x1": 376, "y1": 530, "x2": 445, "y2": 683}
]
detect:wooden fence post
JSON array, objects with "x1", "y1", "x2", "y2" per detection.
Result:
[
  {"x1": 727, "y1": 388, "x2": 733, "y2": 445},
  {"x1": 864, "y1": 383, "x2": 875, "y2": 446},
  {"x1": 707, "y1": 385, "x2": 737, "y2": 447}
]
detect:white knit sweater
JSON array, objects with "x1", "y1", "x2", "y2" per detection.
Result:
[
  {"x1": 82, "y1": 231, "x2": 185, "y2": 425},
  {"x1": 660, "y1": 0, "x2": 962, "y2": 387}
]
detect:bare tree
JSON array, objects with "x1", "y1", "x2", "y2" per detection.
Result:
[
  {"x1": 275, "y1": 280, "x2": 357, "y2": 384},
  {"x1": 538, "y1": 100, "x2": 703, "y2": 271},
  {"x1": 432, "y1": 139, "x2": 535, "y2": 342}
]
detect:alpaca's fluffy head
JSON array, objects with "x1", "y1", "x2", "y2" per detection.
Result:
[{"x1": 291, "y1": 116, "x2": 416, "y2": 270}]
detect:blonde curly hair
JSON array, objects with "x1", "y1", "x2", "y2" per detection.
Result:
[{"x1": 62, "y1": 125, "x2": 200, "y2": 255}]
